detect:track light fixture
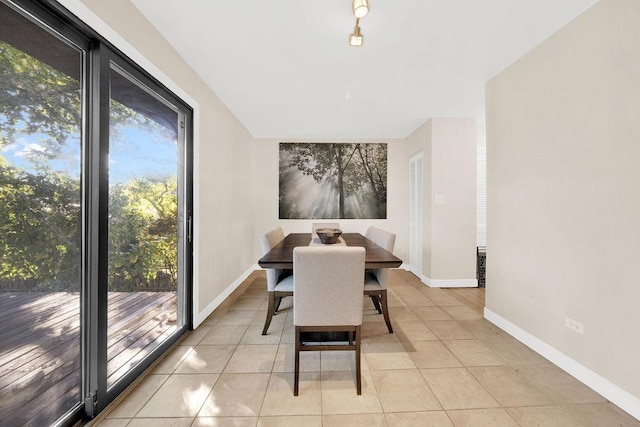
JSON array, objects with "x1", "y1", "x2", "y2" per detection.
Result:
[
  {"x1": 352, "y1": 0, "x2": 369, "y2": 18},
  {"x1": 349, "y1": 18, "x2": 363, "y2": 47},
  {"x1": 349, "y1": 0, "x2": 369, "y2": 47}
]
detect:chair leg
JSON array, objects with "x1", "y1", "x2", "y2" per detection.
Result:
[
  {"x1": 355, "y1": 325, "x2": 362, "y2": 395},
  {"x1": 380, "y1": 290, "x2": 393, "y2": 333},
  {"x1": 370, "y1": 295, "x2": 382, "y2": 314},
  {"x1": 294, "y1": 326, "x2": 300, "y2": 396},
  {"x1": 262, "y1": 292, "x2": 275, "y2": 335},
  {"x1": 274, "y1": 296, "x2": 283, "y2": 313}
]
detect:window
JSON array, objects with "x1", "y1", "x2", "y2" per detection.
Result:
[{"x1": 0, "y1": 1, "x2": 193, "y2": 424}]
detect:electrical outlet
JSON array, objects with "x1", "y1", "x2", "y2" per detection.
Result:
[{"x1": 565, "y1": 317, "x2": 584, "y2": 335}]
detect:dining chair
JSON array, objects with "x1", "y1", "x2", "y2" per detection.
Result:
[
  {"x1": 312, "y1": 222, "x2": 340, "y2": 233},
  {"x1": 293, "y1": 246, "x2": 365, "y2": 395},
  {"x1": 364, "y1": 226, "x2": 396, "y2": 333},
  {"x1": 261, "y1": 227, "x2": 294, "y2": 335}
]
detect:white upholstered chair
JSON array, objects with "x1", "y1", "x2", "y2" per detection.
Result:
[
  {"x1": 312, "y1": 222, "x2": 340, "y2": 233},
  {"x1": 364, "y1": 226, "x2": 396, "y2": 333},
  {"x1": 293, "y1": 246, "x2": 365, "y2": 395},
  {"x1": 261, "y1": 227, "x2": 294, "y2": 335}
]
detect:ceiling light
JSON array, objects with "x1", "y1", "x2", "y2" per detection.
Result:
[
  {"x1": 349, "y1": 19, "x2": 363, "y2": 47},
  {"x1": 352, "y1": 0, "x2": 369, "y2": 18}
]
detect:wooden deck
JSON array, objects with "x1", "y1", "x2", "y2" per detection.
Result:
[{"x1": 0, "y1": 291, "x2": 177, "y2": 426}]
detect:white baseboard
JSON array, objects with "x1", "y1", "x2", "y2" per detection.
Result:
[
  {"x1": 430, "y1": 278, "x2": 478, "y2": 288},
  {"x1": 484, "y1": 308, "x2": 640, "y2": 421},
  {"x1": 193, "y1": 265, "x2": 258, "y2": 328},
  {"x1": 419, "y1": 273, "x2": 431, "y2": 286},
  {"x1": 401, "y1": 265, "x2": 478, "y2": 288},
  {"x1": 400, "y1": 264, "x2": 478, "y2": 288},
  {"x1": 423, "y1": 276, "x2": 478, "y2": 288}
]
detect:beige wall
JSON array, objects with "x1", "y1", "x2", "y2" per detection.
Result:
[
  {"x1": 405, "y1": 119, "x2": 477, "y2": 285},
  {"x1": 72, "y1": 0, "x2": 256, "y2": 320},
  {"x1": 253, "y1": 139, "x2": 409, "y2": 264},
  {"x1": 486, "y1": 0, "x2": 640, "y2": 400},
  {"x1": 54, "y1": 0, "x2": 639, "y2": 413},
  {"x1": 431, "y1": 119, "x2": 477, "y2": 281}
]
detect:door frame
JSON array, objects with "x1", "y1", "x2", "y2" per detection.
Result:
[
  {"x1": 85, "y1": 43, "x2": 194, "y2": 416},
  {"x1": 2, "y1": 1, "x2": 195, "y2": 422},
  {"x1": 409, "y1": 151, "x2": 424, "y2": 278}
]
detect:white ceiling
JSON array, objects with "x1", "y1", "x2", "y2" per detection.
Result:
[{"x1": 131, "y1": 0, "x2": 598, "y2": 139}]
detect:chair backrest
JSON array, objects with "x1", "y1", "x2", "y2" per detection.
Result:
[
  {"x1": 312, "y1": 222, "x2": 340, "y2": 234},
  {"x1": 293, "y1": 246, "x2": 365, "y2": 327},
  {"x1": 261, "y1": 227, "x2": 285, "y2": 291},
  {"x1": 365, "y1": 226, "x2": 396, "y2": 287}
]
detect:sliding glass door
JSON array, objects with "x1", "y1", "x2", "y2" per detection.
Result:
[
  {"x1": 0, "y1": 0, "x2": 193, "y2": 424},
  {"x1": 106, "y1": 63, "x2": 187, "y2": 388},
  {"x1": 84, "y1": 40, "x2": 192, "y2": 420},
  {"x1": 0, "y1": 2, "x2": 85, "y2": 424}
]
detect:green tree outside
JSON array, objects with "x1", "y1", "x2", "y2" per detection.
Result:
[{"x1": 1, "y1": 40, "x2": 178, "y2": 292}]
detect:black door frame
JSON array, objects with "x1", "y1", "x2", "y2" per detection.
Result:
[
  {"x1": 89, "y1": 43, "x2": 194, "y2": 415},
  {"x1": 4, "y1": 0, "x2": 194, "y2": 424}
]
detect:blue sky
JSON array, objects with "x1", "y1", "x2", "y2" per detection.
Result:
[
  {"x1": 1, "y1": 124, "x2": 177, "y2": 183},
  {"x1": 109, "y1": 127, "x2": 177, "y2": 183}
]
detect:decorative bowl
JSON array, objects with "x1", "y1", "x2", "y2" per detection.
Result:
[{"x1": 316, "y1": 228, "x2": 343, "y2": 244}]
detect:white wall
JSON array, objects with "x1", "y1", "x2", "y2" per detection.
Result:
[
  {"x1": 405, "y1": 122, "x2": 432, "y2": 276},
  {"x1": 486, "y1": 0, "x2": 640, "y2": 414},
  {"x1": 404, "y1": 119, "x2": 477, "y2": 286},
  {"x1": 253, "y1": 139, "x2": 409, "y2": 264},
  {"x1": 70, "y1": 0, "x2": 256, "y2": 325}
]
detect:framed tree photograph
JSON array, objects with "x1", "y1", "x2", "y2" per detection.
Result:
[{"x1": 279, "y1": 142, "x2": 387, "y2": 219}]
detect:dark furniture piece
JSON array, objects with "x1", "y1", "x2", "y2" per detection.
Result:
[
  {"x1": 258, "y1": 233, "x2": 403, "y2": 270},
  {"x1": 259, "y1": 232, "x2": 402, "y2": 337},
  {"x1": 260, "y1": 227, "x2": 294, "y2": 335},
  {"x1": 363, "y1": 226, "x2": 397, "y2": 333},
  {"x1": 477, "y1": 246, "x2": 486, "y2": 288}
]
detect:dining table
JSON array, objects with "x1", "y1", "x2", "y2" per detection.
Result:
[
  {"x1": 258, "y1": 232, "x2": 403, "y2": 269},
  {"x1": 259, "y1": 232, "x2": 402, "y2": 342}
]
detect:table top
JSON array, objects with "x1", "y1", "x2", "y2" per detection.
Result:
[{"x1": 258, "y1": 232, "x2": 403, "y2": 269}]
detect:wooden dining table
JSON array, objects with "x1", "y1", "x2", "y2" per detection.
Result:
[{"x1": 258, "y1": 232, "x2": 403, "y2": 269}]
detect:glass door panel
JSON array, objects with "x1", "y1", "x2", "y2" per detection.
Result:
[
  {"x1": 0, "y1": 1, "x2": 83, "y2": 424},
  {"x1": 106, "y1": 65, "x2": 184, "y2": 387}
]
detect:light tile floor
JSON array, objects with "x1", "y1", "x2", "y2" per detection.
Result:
[{"x1": 93, "y1": 270, "x2": 640, "y2": 427}]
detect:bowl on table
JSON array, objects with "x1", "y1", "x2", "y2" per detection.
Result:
[{"x1": 316, "y1": 228, "x2": 343, "y2": 244}]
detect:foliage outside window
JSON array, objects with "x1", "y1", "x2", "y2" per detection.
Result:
[{"x1": 1, "y1": 40, "x2": 178, "y2": 292}]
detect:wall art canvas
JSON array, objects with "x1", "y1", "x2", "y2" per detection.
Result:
[{"x1": 279, "y1": 142, "x2": 387, "y2": 219}]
